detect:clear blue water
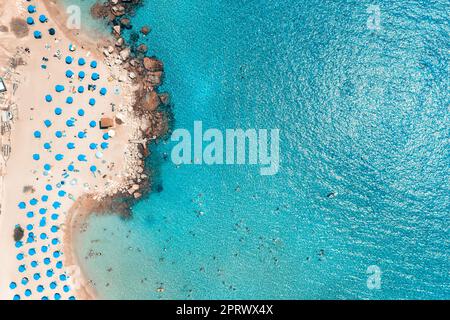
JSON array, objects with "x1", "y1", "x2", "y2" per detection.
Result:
[{"x1": 75, "y1": 0, "x2": 449, "y2": 299}]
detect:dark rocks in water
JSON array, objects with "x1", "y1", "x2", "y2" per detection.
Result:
[
  {"x1": 10, "y1": 18, "x2": 29, "y2": 38},
  {"x1": 137, "y1": 44, "x2": 148, "y2": 54},
  {"x1": 129, "y1": 31, "x2": 140, "y2": 42},
  {"x1": 120, "y1": 18, "x2": 132, "y2": 29},
  {"x1": 159, "y1": 93, "x2": 170, "y2": 106},
  {"x1": 13, "y1": 225, "x2": 24, "y2": 242},
  {"x1": 143, "y1": 57, "x2": 163, "y2": 72},
  {"x1": 156, "y1": 184, "x2": 163, "y2": 193},
  {"x1": 145, "y1": 72, "x2": 163, "y2": 88},
  {"x1": 140, "y1": 25, "x2": 151, "y2": 35},
  {"x1": 140, "y1": 91, "x2": 161, "y2": 112}
]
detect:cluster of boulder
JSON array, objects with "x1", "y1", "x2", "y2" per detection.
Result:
[{"x1": 91, "y1": 0, "x2": 171, "y2": 204}]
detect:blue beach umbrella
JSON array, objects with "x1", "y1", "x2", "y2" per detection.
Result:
[
  {"x1": 68, "y1": 164, "x2": 75, "y2": 171},
  {"x1": 44, "y1": 119, "x2": 52, "y2": 127},
  {"x1": 78, "y1": 58, "x2": 86, "y2": 66},
  {"x1": 41, "y1": 246, "x2": 48, "y2": 253},
  {"x1": 77, "y1": 131, "x2": 86, "y2": 139},
  {"x1": 67, "y1": 142, "x2": 75, "y2": 150},
  {"x1": 89, "y1": 120, "x2": 97, "y2": 128},
  {"x1": 41, "y1": 195, "x2": 48, "y2": 202},
  {"x1": 34, "y1": 273, "x2": 41, "y2": 280},
  {"x1": 44, "y1": 142, "x2": 51, "y2": 150},
  {"x1": 89, "y1": 98, "x2": 96, "y2": 106},
  {"x1": 44, "y1": 258, "x2": 51, "y2": 265},
  {"x1": 17, "y1": 253, "x2": 24, "y2": 260},
  {"x1": 55, "y1": 85, "x2": 65, "y2": 92},
  {"x1": 56, "y1": 261, "x2": 63, "y2": 269},
  {"x1": 24, "y1": 289, "x2": 32, "y2": 297},
  {"x1": 45, "y1": 184, "x2": 53, "y2": 191},
  {"x1": 100, "y1": 87, "x2": 107, "y2": 96},
  {"x1": 65, "y1": 56, "x2": 73, "y2": 64},
  {"x1": 37, "y1": 285, "x2": 44, "y2": 293},
  {"x1": 55, "y1": 293, "x2": 61, "y2": 300},
  {"x1": 27, "y1": 5, "x2": 36, "y2": 13},
  {"x1": 100, "y1": 142, "x2": 109, "y2": 150},
  {"x1": 54, "y1": 107, "x2": 62, "y2": 115},
  {"x1": 46, "y1": 269, "x2": 54, "y2": 277},
  {"x1": 55, "y1": 131, "x2": 63, "y2": 138},
  {"x1": 77, "y1": 109, "x2": 85, "y2": 116},
  {"x1": 45, "y1": 94, "x2": 52, "y2": 102},
  {"x1": 32, "y1": 153, "x2": 40, "y2": 161},
  {"x1": 66, "y1": 118, "x2": 75, "y2": 127},
  {"x1": 34, "y1": 130, "x2": 41, "y2": 138},
  {"x1": 90, "y1": 61, "x2": 97, "y2": 68},
  {"x1": 13, "y1": 295, "x2": 20, "y2": 301},
  {"x1": 66, "y1": 96, "x2": 74, "y2": 104},
  {"x1": 49, "y1": 28, "x2": 56, "y2": 36},
  {"x1": 18, "y1": 201, "x2": 26, "y2": 209},
  {"x1": 89, "y1": 143, "x2": 98, "y2": 150},
  {"x1": 78, "y1": 71, "x2": 85, "y2": 79},
  {"x1": 9, "y1": 282, "x2": 17, "y2": 289},
  {"x1": 44, "y1": 164, "x2": 51, "y2": 171},
  {"x1": 78, "y1": 86, "x2": 84, "y2": 93},
  {"x1": 31, "y1": 261, "x2": 38, "y2": 268},
  {"x1": 90, "y1": 165, "x2": 97, "y2": 173},
  {"x1": 55, "y1": 154, "x2": 64, "y2": 161},
  {"x1": 26, "y1": 17, "x2": 34, "y2": 25},
  {"x1": 103, "y1": 133, "x2": 109, "y2": 140},
  {"x1": 29, "y1": 198, "x2": 38, "y2": 205},
  {"x1": 77, "y1": 154, "x2": 87, "y2": 162},
  {"x1": 26, "y1": 211, "x2": 34, "y2": 218},
  {"x1": 91, "y1": 73, "x2": 100, "y2": 81},
  {"x1": 52, "y1": 201, "x2": 61, "y2": 209},
  {"x1": 39, "y1": 208, "x2": 47, "y2": 215},
  {"x1": 39, "y1": 15, "x2": 48, "y2": 23},
  {"x1": 33, "y1": 31, "x2": 42, "y2": 39},
  {"x1": 66, "y1": 70, "x2": 74, "y2": 78}
]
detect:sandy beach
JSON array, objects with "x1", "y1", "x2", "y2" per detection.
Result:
[{"x1": 0, "y1": 0, "x2": 162, "y2": 300}]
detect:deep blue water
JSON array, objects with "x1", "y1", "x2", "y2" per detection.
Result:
[{"x1": 75, "y1": 0, "x2": 449, "y2": 299}]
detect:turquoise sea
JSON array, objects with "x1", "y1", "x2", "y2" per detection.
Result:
[{"x1": 71, "y1": 0, "x2": 449, "y2": 299}]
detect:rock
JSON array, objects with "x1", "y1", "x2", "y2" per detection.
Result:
[
  {"x1": 141, "y1": 91, "x2": 161, "y2": 111},
  {"x1": 120, "y1": 48, "x2": 131, "y2": 61},
  {"x1": 111, "y1": 5, "x2": 126, "y2": 17},
  {"x1": 129, "y1": 72, "x2": 137, "y2": 80},
  {"x1": 141, "y1": 26, "x2": 151, "y2": 35},
  {"x1": 159, "y1": 93, "x2": 170, "y2": 105},
  {"x1": 112, "y1": 25, "x2": 121, "y2": 36},
  {"x1": 134, "y1": 192, "x2": 142, "y2": 199},
  {"x1": 143, "y1": 57, "x2": 163, "y2": 72},
  {"x1": 107, "y1": 45, "x2": 115, "y2": 54},
  {"x1": 145, "y1": 71, "x2": 163, "y2": 87},
  {"x1": 137, "y1": 44, "x2": 148, "y2": 54},
  {"x1": 120, "y1": 18, "x2": 131, "y2": 28},
  {"x1": 115, "y1": 37, "x2": 124, "y2": 47}
]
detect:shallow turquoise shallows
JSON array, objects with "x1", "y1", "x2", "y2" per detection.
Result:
[{"x1": 73, "y1": 0, "x2": 449, "y2": 299}]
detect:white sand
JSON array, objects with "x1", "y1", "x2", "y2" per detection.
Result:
[{"x1": 0, "y1": 0, "x2": 148, "y2": 300}]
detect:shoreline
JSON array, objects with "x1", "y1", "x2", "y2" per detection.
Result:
[{"x1": 0, "y1": 0, "x2": 169, "y2": 300}]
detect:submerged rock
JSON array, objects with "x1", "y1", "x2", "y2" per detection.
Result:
[{"x1": 143, "y1": 57, "x2": 163, "y2": 72}]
